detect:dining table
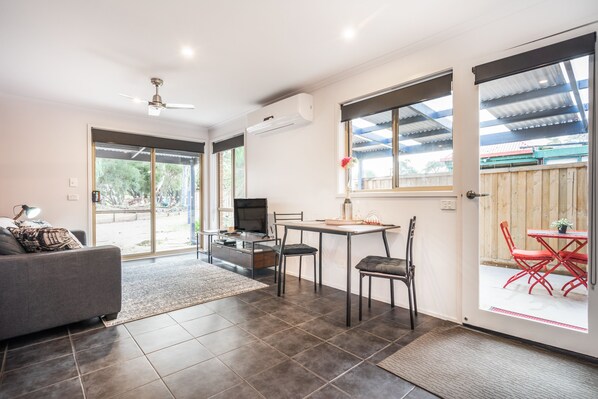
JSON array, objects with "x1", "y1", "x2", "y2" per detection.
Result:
[
  {"x1": 527, "y1": 229, "x2": 588, "y2": 296},
  {"x1": 275, "y1": 220, "x2": 400, "y2": 326}
]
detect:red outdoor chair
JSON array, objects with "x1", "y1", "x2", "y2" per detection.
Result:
[
  {"x1": 558, "y1": 250, "x2": 588, "y2": 296},
  {"x1": 500, "y1": 221, "x2": 554, "y2": 294}
]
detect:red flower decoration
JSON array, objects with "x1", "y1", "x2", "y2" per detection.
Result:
[{"x1": 341, "y1": 156, "x2": 356, "y2": 169}]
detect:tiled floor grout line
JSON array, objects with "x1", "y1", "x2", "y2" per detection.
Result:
[{"x1": 67, "y1": 327, "x2": 87, "y2": 399}]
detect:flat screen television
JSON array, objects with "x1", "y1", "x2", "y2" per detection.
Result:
[{"x1": 234, "y1": 198, "x2": 268, "y2": 234}]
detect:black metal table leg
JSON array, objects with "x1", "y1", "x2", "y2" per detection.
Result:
[
  {"x1": 208, "y1": 234, "x2": 213, "y2": 263},
  {"x1": 382, "y1": 230, "x2": 390, "y2": 257},
  {"x1": 346, "y1": 233, "x2": 352, "y2": 327},
  {"x1": 277, "y1": 227, "x2": 288, "y2": 297},
  {"x1": 196, "y1": 233, "x2": 199, "y2": 259}
]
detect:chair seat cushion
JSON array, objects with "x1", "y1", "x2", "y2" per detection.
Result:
[
  {"x1": 273, "y1": 243, "x2": 317, "y2": 255},
  {"x1": 355, "y1": 256, "x2": 407, "y2": 276},
  {"x1": 559, "y1": 250, "x2": 588, "y2": 263},
  {"x1": 512, "y1": 249, "x2": 553, "y2": 260}
]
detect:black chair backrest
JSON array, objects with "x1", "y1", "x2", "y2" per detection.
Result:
[
  {"x1": 406, "y1": 216, "x2": 416, "y2": 269},
  {"x1": 273, "y1": 212, "x2": 305, "y2": 243}
]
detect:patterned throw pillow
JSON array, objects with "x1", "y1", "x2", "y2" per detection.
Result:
[{"x1": 8, "y1": 227, "x2": 83, "y2": 253}]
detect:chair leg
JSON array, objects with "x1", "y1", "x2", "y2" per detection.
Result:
[
  {"x1": 407, "y1": 283, "x2": 414, "y2": 330},
  {"x1": 313, "y1": 254, "x2": 317, "y2": 292},
  {"x1": 359, "y1": 273, "x2": 363, "y2": 321},
  {"x1": 411, "y1": 277, "x2": 418, "y2": 316},
  {"x1": 390, "y1": 279, "x2": 395, "y2": 308},
  {"x1": 283, "y1": 256, "x2": 287, "y2": 294},
  {"x1": 299, "y1": 256, "x2": 303, "y2": 281},
  {"x1": 368, "y1": 276, "x2": 372, "y2": 309},
  {"x1": 274, "y1": 262, "x2": 277, "y2": 283}
]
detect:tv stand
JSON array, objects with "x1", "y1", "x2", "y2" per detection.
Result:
[{"x1": 210, "y1": 232, "x2": 278, "y2": 278}]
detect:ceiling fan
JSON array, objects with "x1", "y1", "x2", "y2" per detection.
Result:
[{"x1": 120, "y1": 77, "x2": 195, "y2": 116}]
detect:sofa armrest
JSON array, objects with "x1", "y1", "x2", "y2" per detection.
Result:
[{"x1": 70, "y1": 230, "x2": 87, "y2": 245}]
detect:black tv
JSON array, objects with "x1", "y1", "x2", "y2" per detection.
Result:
[{"x1": 234, "y1": 198, "x2": 268, "y2": 234}]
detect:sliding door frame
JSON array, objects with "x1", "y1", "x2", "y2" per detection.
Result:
[{"x1": 88, "y1": 126, "x2": 205, "y2": 260}]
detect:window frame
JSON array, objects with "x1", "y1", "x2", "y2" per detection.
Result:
[
  {"x1": 217, "y1": 146, "x2": 245, "y2": 229},
  {"x1": 343, "y1": 75, "x2": 454, "y2": 193}
]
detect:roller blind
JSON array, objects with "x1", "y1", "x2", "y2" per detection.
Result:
[
  {"x1": 473, "y1": 33, "x2": 596, "y2": 85},
  {"x1": 340, "y1": 73, "x2": 453, "y2": 122},
  {"x1": 212, "y1": 134, "x2": 244, "y2": 154},
  {"x1": 91, "y1": 128, "x2": 205, "y2": 153}
]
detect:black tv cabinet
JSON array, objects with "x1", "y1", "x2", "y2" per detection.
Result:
[{"x1": 210, "y1": 233, "x2": 278, "y2": 278}]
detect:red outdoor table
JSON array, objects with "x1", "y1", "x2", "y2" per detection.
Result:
[{"x1": 527, "y1": 229, "x2": 588, "y2": 296}]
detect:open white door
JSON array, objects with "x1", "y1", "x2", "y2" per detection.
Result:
[{"x1": 461, "y1": 33, "x2": 598, "y2": 357}]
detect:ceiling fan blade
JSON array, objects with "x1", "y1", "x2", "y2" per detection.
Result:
[
  {"x1": 165, "y1": 103, "x2": 195, "y2": 109},
  {"x1": 119, "y1": 93, "x2": 148, "y2": 104},
  {"x1": 148, "y1": 107, "x2": 161, "y2": 116}
]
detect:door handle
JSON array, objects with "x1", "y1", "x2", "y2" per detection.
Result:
[{"x1": 466, "y1": 190, "x2": 489, "y2": 199}]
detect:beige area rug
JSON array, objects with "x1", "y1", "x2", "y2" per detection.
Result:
[
  {"x1": 103, "y1": 258, "x2": 267, "y2": 327},
  {"x1": 378, "y1": 326, "x2": 598, "y2": 399}
]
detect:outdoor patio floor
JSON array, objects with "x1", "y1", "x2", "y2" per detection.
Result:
[{"x1": 479, "y1": 265, "x2": 588, "y2": 331}]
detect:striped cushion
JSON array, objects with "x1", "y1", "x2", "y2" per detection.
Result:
[
  {"x1": 272, "y1": 243, "x2": 317, "y2": 255},
  {"x1": 356, "y1": 256, "x2": 407, "y2": 276}
]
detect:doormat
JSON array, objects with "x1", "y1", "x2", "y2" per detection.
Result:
[{"x1": 378, "y1": 326, "x2": 598, "y2": 399}]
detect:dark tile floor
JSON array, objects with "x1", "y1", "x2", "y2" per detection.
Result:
[{"x1": 0, "y1": 257, "x2": 451, "y2": 399}]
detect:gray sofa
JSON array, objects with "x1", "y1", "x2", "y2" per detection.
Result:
[{"x1": 0, "y1": 230, "x2": 122, "y2": 341}]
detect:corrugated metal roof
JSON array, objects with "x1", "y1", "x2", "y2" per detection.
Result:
[{"x1": 351, "y1": 56, "x2": 589, "y2": 157}]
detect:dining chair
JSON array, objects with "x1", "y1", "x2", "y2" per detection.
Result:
[
  {"x1": 355, "y1": 216, "x2": 417, "y2": 329},
  {"x1": 273, "y1": 212, "x2": 318, "y2": 293},
  {"x1": 558, "y1": 250, "x2": 588, "y2": 296},
  {"x1": 499, "y1": 221, "x2": 554, "y2": 294}
]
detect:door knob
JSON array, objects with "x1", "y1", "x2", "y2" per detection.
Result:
[{"x1": 466, "y1": 190, "x2": 489, "y2": 199}]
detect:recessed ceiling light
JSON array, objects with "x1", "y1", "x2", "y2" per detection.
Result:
[
  {"x1": 342, "y1": 27, "x2": 356, "y2": 41},
  {"x1": 181, "y1": 46, "x2": 194, "y2": 58},
  {"x1": 538, "y1": 79, "x2": 548, "y2": 84}
]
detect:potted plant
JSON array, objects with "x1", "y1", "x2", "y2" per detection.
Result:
[{"x1": 550, "y1": 218, "x2": 573, "y2": 234}]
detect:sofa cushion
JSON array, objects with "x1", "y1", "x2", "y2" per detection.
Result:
[
  {"x1": 0, "y1": 217, "x2": 18, "y2": 229},
  {"x1": 0, "y1": 226, "x2": 26, "y2": 255},
  {"x1": 8, "y1": 227, "x2": 83, "y2": 253}
]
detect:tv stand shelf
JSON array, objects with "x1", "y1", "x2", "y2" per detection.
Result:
[{"x1": 210, "y1": 233, "x2": 278, "y2": 278}]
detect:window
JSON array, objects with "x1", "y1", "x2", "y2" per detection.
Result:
[
  {"x1": 214, "y1": 135, "x2": 245, "y2": 229},
  {"x1": 343, "y1": 73, "x2": 453, "y2": 191}
]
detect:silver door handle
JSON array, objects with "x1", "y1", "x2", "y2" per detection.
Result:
[{"x1": 466, "y1": 190, "x2": 489, "y2": 199}]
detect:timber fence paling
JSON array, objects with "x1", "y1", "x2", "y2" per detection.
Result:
[{"x1": 480, "y1": 162, "x2": 588, "y2": 272}]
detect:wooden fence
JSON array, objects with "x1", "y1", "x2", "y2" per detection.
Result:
[{"x1": 480, "y1": 162, "x2": 588, "y2": 268}]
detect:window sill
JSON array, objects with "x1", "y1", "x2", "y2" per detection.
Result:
[{"x1": 336, "y1": 190, "x2": 458, "y2": 199}]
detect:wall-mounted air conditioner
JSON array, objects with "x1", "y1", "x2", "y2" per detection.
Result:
[{"x1": 246, "y1": 93, "x2": 313, "y2": 135}]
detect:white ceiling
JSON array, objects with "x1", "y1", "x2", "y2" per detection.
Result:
[{"x1": 0, "y1": 0, "x2": 557, "y2": 128}]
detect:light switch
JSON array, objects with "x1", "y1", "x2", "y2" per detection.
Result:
[
  {"x1": 69, "y1": 177, "x2": 78, "y2": 187},
  {"x1": 67, "y1": 194, "x2": 80, "y2": 201}
]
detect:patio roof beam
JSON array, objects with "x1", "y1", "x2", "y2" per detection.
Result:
[
  {"x1": 480, "y1": 105, "x2": 584, "y2": 128},
  {"x1": 480, "y1": 121, "x2": 586, "y2": 146},
  {"x1": 480, "y1": 79, "x2": 588, "y2": 109},
  {"x1": 563, "y1": 60, "x2": 589, "y2": 131}
]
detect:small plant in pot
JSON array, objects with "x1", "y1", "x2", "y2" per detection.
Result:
[{"x1": 550, "y1": 218, "x2": 573, "y2": 234}]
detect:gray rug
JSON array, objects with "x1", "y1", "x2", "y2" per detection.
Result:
[
  {"x1": 378, "y1": 326, "x2": 598, "y2": 399},
  {"x1": 103, "y1": 259, "x2": 268, "y2": 327}
]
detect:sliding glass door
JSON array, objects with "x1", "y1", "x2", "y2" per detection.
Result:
[
  {"x1": 155, "y1": 149, "x2": 201, "y2": 252},
  {"x1": 93, "y1": 137, "x2": 202, "y2": 258},
  {"x1": 94, "y1": 144, "x2": 153, "y2": 256}
]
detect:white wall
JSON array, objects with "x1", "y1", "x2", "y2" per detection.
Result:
[
  {"x1": 0, "y1": 94, "x2": 208, "y2": 233},
  {"x1": 209, "y1": 6, "x2": 598, "y2": 322}
]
